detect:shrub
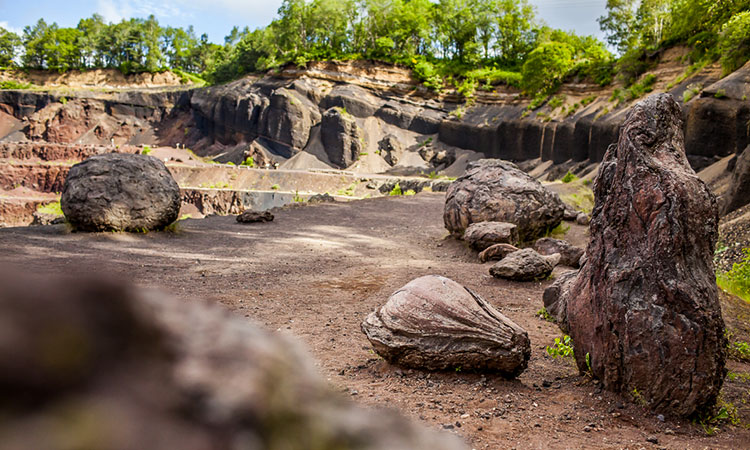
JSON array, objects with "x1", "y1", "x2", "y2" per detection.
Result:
[
  {"x1": 412, "y1": 59, "x2": 443, "y2": 91},
  {"x1": 389, "y1": 183, "x2": 403, "y2": 196},
  {"x1": 142, "y1": 145, "x2": 152, "y2": 155},
  {"x1": 546, "y1": 335, "x2": 574, "y2": 358},
  {"x1": 720, "y1": 12, "x2": 750, "y2": 75},
  {"x1": 241, "y1": 156, "x2": 255, "y2": 167},
  {"x1": 561, "y1": 171, "x2": 577, "y2": 183}
]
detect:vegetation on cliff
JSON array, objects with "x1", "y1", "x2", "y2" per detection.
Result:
[{"x1": 1, "y1": 1, "x2": 749, "y2": 97}]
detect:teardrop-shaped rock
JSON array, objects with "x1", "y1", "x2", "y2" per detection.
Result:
[
  {"x1": 566, "y1": 94, "x2": 726, "y2": 417},
  {"x1": 361, "y1": 275, "x2": 530, "y2": 377}
]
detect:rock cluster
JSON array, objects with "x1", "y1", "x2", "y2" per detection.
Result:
[
  {"x1": 444, "y1": 159, "x2": 565, "y2": 241},
  {"x1": 0, "y1": 270, "x2": 467, "y2": 450},
  {"x1": 61, "y1": 153, "x2": 181, "y2": 232},
  {"x1": 362, "y1": 275, "x2": 530, "y2": 376},
  {"x1": 549, "y1": 94, "x2": 726, "y2": 417}
]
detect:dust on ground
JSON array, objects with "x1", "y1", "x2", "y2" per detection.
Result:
[{"x1": 0, "y1": 193, "x2": 748, "y2": 449}]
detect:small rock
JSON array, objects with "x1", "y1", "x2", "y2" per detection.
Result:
[
  {"x1": 478, "y1": 243, "x2": 519, "y2": 262},
  {"x1": 489, "y1": 249, "x2": 557, "y2": 281},
  {"x1": 583, "y1": 426, "x2": 592, "y2": 432},
  {"x1": 463, "y1": 221, "x2": 518, "y2": 250},
  {"x1": 646, "y1": 436, "x2": 659, "y2": 444},
  {"x1": 656, "y1": 414, "x2": 665, "y2": 422},
  {"x1": 237, "y1": 211, "x2": 274, "y2": 223},
  {"x1": 664, "y1": 429, "x2": 674, "y2": 435},
  {"x1": 533, "y1": 237, "x2": 584, "y2": 268},
  {"x1": 575, "y1": 212, "x2": 590, "y2": 225},
  {"x1": 308, "y1": 193, "x2": 336, "y2": 204},
  {"x1": 563, "y1": 206, "x2": 579, "y2": 221}
]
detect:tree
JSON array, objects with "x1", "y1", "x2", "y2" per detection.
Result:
[
  {"x1": 0, "y1": 27, "x2": 20, "y2": 67},
  {"x1": 521, "y1": 41, "x2": 575, "y2": 94},
  {"x1": 598, "y1": 0, "x2": 638, "y2": 54}
]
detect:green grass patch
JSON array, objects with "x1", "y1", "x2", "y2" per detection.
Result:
[
  {"x1": 36, "y1": 200, "x2": 63, "y2": 216},
  {"x1": 544, "y1": 222, "x2": 570, "y2": 238},
  {"x1": 716, "y1": 248, "x2": 750, "y2": 303},
  {"x1": 142, "y1": 145, "x2": 152, "y2": 155},
  {"x1": 0, "y1": 80, "x2": 32, "y2": 90}
]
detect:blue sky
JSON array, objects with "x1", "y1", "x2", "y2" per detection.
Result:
[{"x1": 0, "y1": 0, "x2": 608, "y2": 43}]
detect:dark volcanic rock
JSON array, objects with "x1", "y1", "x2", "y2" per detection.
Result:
[
  {"x1": 321, "y1": 107, "x2": 363, "y2": 169},
  {"x1": 463, "y1": 221, "x2": 518, "y2": 251},
  {"x1": 61, "y1": 153, "x2": 180, "y2": 232},
  {"x1": 361, "y1": 275, "x2": 530, "y2": 376},
  {"x1": 236, "y1": 210, "x2": 274, "y2": 223},
  {"x1": 321, "y1": 84, "x2": 383, "y2": 118},
  {"x1": 308, "y1": 193, "x2": 336, "y2": 203},
  {"x1": 478, "y1": 243, "x2": 519, "y2": 262},
  {"x1": 722, "y1": 145, "x2": 750, "y2": 214},
  {"x1": 0, "y1": 270, "x2": 467, "y2": 450},
  {"x1": 566, "y1": 94, "x2": 726, "y2": 417},
  {"x1": 533, "y1": 237, "x2": 584, "y2": 268},
  {"x1": 489, "y1": 248, "x2": 558, "y2": 281},
  {"x1": 444, "y1": 159, "x2": 565, "y2": 241},
  {"x1": 378, "y1": 134, "x2": 404, "y2": 166},
  {"x1": 261, "y1": 87, "x2": 319, "y2": 156}
]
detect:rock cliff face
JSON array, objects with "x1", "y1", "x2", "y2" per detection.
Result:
[{"x1": 1, "y1": 60, "x2": 748, "y2": 173}]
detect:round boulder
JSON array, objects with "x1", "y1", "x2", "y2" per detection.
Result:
[
  {"x1": 444, "y1": 159, "x2": 565, "y2": 241},
  {"x1": 62, "y1": 153, "x2": 181, "y2": 232},
  {"x1": 361, "y1": 275, "x2": 530, "y2": 376}
]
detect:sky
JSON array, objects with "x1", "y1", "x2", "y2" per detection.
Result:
[{"x1": 0, "y1": 0, "x2": 609, "y2": 43}]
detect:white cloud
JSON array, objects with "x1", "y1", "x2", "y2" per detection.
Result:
[
  {"x1": 0, "y1": 21, "x2": 23, "y2": 35},
  {"x1": 97, "y1": 0, "x2": 189, "y2": 23}
]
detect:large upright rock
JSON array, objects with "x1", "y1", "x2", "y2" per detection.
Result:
[
  {"x1": 565, "y1": 94, "x2": 726, "y2": 417},
  {"x1": 261, "y1": 87, "x2": 320, "y2": 156},
  {"x1": 61, "y1": 153, "x2": 181, "y2": 232},
  {"x1": 444, "y1": 159, "x2": 565, "y2": 241},
  {"x1": 321, "y1": 107, "x2": 363, "y2": 169},
  {"x1": 722, "y1": 145, "x2": 750, "y2": 214},
  {"x1": 362, "y1": 275, "x2": 530, "y2": 376},
  {"x1": 0, "y1": 270, "x2": 467, "y2": 450}
]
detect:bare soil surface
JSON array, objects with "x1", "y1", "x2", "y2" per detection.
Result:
[{"x1": 1, "y1": 193, "x2": 749, "y2": 449}]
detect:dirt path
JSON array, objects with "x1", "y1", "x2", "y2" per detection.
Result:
[{"x1": 1, "y1": 193, "x2": 748, "y2": 449}]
